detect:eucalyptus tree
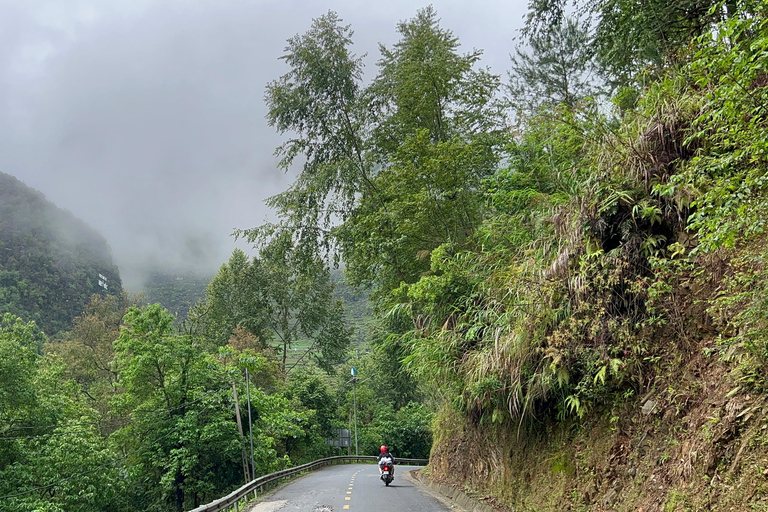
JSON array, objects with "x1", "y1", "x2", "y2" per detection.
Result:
[
  {"x1": 347, "y1": 8, "x2": 505, "y2": 299},
  {"x1": 203, "y1": 238, "x2": 351, "y2": 374},
  {"x1": 255, "y1": 7, "x2": 507, "y2": 304},
  {"x1": 368, "y1": 6, "x2": 504, "y2": 150},
  {"x1": 507, "y1": 17, "x2": 600, "y2": 115},
  {"x1": 262, "y1": 11, "x2": 373, "y2": 251},
  {"x1": 523, "y1": 0, "x2": 763, "y2": 89}
]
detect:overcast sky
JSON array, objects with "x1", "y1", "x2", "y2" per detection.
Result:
[{"x1": 0, "y1": 0, "x2": 527, "y2": 290}]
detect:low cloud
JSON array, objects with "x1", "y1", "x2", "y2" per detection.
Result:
[{"x1": 0, "y1": 0, "x2": 524, "y2": 291}]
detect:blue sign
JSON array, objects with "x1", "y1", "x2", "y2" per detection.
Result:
[{"x1": 351, "y1": 367, "x2": 357, "y2": 377}]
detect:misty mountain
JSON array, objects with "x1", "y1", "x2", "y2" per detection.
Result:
[{"x1": 0, "y1": 172, "x2": 122, "y2": 335}]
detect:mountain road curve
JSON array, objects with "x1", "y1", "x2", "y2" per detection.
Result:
[{"x1": 244, "y1": 464, "x2": 458, "y2": 512}]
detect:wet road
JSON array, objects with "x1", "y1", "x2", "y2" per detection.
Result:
[{"x1": 245, "y1": 464, "x2": 454, "y2": 512}]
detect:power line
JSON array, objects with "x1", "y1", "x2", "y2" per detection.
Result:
[
  {"x1": 0, "y1": 417, "x2": 185, "y2": 501},
  {"x1": 0, "y1": 375, "x2": 273, "y2": 501},
  {"x1": 0, "y1": 463, "x2": 114, "y2": 500},
  {"x1": 2, "y1": 419, "x2": 119, "y2": 431},
  {"x1": 2, "y1": 429, "x2": 94, "y2": 440},
  {"x1": 1, "y1": 388, "x2": 229, "y2": 441}
]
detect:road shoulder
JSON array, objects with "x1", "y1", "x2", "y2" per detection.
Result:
[{"x1": 404, "y1": 469, "x2": 499, "y2": 512}]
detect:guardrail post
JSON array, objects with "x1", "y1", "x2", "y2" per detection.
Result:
[{"x1": 186, "y1": 456, "x2": 429, "y2": 512}]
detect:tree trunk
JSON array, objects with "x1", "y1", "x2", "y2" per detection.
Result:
[{"x1": 175, "y1": 472, "x2": 185, "y2": 512}]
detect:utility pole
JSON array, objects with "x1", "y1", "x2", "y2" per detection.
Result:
[
  {"x1": 353, "y1": 382, "x2": 359, "y2": 456},
  {"x1": 351, "y1": 367, "x2": 358, "y2": 456},
  {"x1": 347, "y1": 411, "x2": 352, "y2": 456},
  {"x1": 246, "y1": 368, "x2": 255, "y2": 479},
  {"x1": 231, "y1": 381, "x2": 250, "y2": 484},
  {"x1": 347, "y1": 368, "x2": 374, "y2": 457}
]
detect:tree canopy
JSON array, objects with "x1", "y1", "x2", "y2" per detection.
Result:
[{"x1": 0, "y1": 172, "x2": 122, "y2": 335}]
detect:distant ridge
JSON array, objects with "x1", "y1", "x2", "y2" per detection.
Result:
[
  {"x1": 143, "y1": 270, "x2": 211, "y2": 319},
  {"x1": 0, "y1": 172, "x2": 122, "y2": 335}
]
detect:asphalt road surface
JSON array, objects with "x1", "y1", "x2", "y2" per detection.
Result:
[{"x1": 245, "y1": 464, "x2": 455, "y2": 512}]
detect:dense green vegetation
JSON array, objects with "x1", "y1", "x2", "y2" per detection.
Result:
[
  {"x1": 143, "y1": 271, "x2": 212, "y2": 320},
  {"x1": 193, "y1": 239, "x2": 351, "y2": 373},
  {"x1": 332, "y1": 270, "x2": 373, "y2": 350},
  {"x1": 0, "y1": 175, "x2": 416, "y2": 511},
  {"x1": 0, "y1": 172, "x2": 122, "y2": 335},
  {"x1": 246, "y1": 2, "x2": 768, "y2": 509},
  {"x1": 5, "y1": 1, "x2": 768, "y2": 510}
]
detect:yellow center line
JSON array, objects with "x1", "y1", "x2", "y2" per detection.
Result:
[{"x1": 344, "y1": 469, "x2": 361, "y2": 509}]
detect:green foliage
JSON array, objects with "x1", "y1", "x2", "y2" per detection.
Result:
[
  {"x1": 143, "y1": 271, "x2": 211, "y2": 320},
  {"x1": 244, "y1": 386, "x2": 313, "y2": 472},
  {"x1": 331, "y1": 354, "x2": 432, "y2": 458},
  {"x1": 0, "y1": 314, "x2": 127, "y2": 512},
  {"x1": 640, "y1": 12, "x2": 768, "y2": 391},
  {"x1": 112, "y1": 305, "x2": 242, "y2": 511},
  {"x1": 344, "y1": 6, "x2": 505, "y2": 298},
  {"x1": 677, "y1": 13, "x2": 768, "y2": 252},
  {"x1": 195, "y1": 249, "x2": 269, "y2": 350},
  {"x1": 203, "y1": 234, "x2": 352, "y2": 374},
  {"x1": 710, "y1": 244, "x2": 768, "y2": 390},
  {"x1": 15, "y1": 5, "x2": 768, "y2": 509},
  {"x1": 44, "y1": 293, "x2": 140, "y2": 427},
  {"x1": 369, "y1": 402, "x2": 433, "y2": 459},
  {"x1": 340, "y1": 130, "x2": 495, "y2": 297},
  {"x1": 332, "y1": 270, "x2": 374, "y2": 348},
  {"x1": 0, "y1": 314, "x2": 43, "y2": 419},
  {"x1": 524, "y1": 0, "x2": 763, "y2": 89},
  {"x1": 254, "y1": 7, "x2": 506, "y2": 304},
  {"x1": 263, "y1": 10, "x2": 371, "y2": 238},
  {"x1": 387, "y1": 3, "x2": 768, "y2": 428},
  {"x1": 0, "y1": 172, "x2": 122, "y2": 335},
  {"x1": 508, "y1": 17, "x2": 600, "y2": 113},
  {"x1": 285, "y1": 368, "x2": 336, "y2": 438},
  {"x1": 369, "y1": 6, "x2": 504, "y2": 149}
]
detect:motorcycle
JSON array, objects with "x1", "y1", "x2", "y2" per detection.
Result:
[{"x1": 379, "y1": 457, "x2": 394, "y2": 486}]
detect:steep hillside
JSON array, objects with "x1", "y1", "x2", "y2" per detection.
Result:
[
  {"x1": 0, "y1": 172, "x2": 122, "y2": 334},
  {"x1": 420, "y1": 13, "x2": 768, "y2": 512},
  {"x1": 427, "y1": 336, "x2": 768, "y2": 511}
]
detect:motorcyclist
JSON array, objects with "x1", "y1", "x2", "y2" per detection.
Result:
[{"x1": 377, "y1": 445, "x2": 394, "y2": 477}]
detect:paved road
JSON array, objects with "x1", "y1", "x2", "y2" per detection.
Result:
[{"x1": 245, "y1": 464, "x2": 454, "y2": 512}]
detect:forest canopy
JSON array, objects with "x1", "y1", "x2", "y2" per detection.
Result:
[
  {"x1": 0, "y1": 172, "x2": 122, "y2": 335},
  {"x1": 3, "y1": 2, "x2": 768, "y2": 511}
]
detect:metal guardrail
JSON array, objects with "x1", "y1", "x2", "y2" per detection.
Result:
[{"x1": 187, "y1": 455, "x2": 429, "y2": 512}]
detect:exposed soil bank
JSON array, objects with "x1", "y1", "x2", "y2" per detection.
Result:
[{"x1": 426, "y1": 341, "x2": 768, "y2": 511}]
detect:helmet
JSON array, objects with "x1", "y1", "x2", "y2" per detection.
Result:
[{"x1": 380, "y1": 445, "x2": 387, "y2": 454}]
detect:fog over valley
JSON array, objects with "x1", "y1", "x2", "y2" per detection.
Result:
[{"x1": 0, "y1": 0, "x2": 525, "y2": 290}]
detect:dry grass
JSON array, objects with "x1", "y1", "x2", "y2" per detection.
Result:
[{"x1": 427, "y1": 329, "x2": 768, "y2": 512}]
